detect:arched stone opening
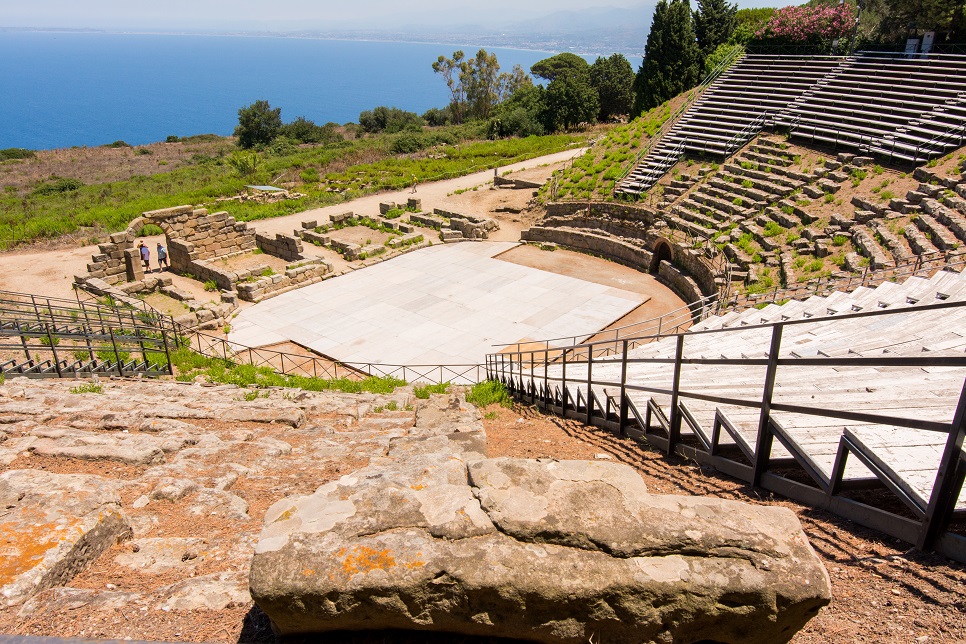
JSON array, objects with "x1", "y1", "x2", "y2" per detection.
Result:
[{"x1": 650, "y1": 239, "x2": 673, "y2": 275}]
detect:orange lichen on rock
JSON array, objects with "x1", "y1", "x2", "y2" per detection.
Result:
[
  {"x1": 338, "y1": 546, "x2": 397, "y2": 576},
  {"x1": 0, "y1": 520, "x2": 70, "y2": 587}
]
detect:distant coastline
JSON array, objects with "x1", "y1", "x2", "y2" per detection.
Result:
[
  {"x1": 0, "y1": 26, "x2": 642, "y2": 60},
  {"x1": 0, "y1": 33, "x2": 579, "y2": 150}
]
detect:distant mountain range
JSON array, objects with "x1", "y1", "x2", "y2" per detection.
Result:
[
  {"x1": 328, "y1": 4, "x2": 656, "y2": 56},
  {"x1": 3, "y1": 3, "x2": 656, "y2": 58}
]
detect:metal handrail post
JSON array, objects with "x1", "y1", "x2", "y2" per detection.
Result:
[
  {"x1": 45, "y1": 324, "x2": 63, "y2": 377},
  {"x1": 917, "y1": 378, "x2": 966, "y2": 549},
  {"x1": 561, "y1": 348, "x2": 568, "y2": 412},
  {"x1": 668, "y1": 334, "x2": 685, "y2": 453},
  {"x1": 109, "y1": 328, "x2": 124, "y2": 377},
  {"x1": 585, "y1": 348, "x2": 594, "y2": 425},
  {"x1": 543, "y1": 350, "x2": 549, "y2": 408},
  {"x1": 619, "y1": 339, "x2": 629, "y2": 437},
  {"x1": 161, "y1": 327, "x2": 173, "y2": 375},
  {"x1": 753, "y1": 324, "x2": 784, "y2": 487}
]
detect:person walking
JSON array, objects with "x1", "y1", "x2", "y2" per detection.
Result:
[
  {"x1": 410, "y1": 174, "x2": 418, "y2": 194},
  {"x1": 138, "y1": 242, "x2": 151, "y2": 272},
  {"x1": 156, "y1": 243, "x2": 168, "y2": 270}
]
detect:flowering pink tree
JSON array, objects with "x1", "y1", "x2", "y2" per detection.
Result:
[{"x1": 754, "y1": 3, "x2": 857, "y2": 50}]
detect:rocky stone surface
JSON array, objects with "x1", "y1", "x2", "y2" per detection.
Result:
[
  {"x1": 251, "y1": 418, "x2": 830, "y2": 643},
  {"x1": 0, "y1": 377, "x2": 830, "y2": 642},
  {"x1": 0, "y1": 377, "x2": 422, "y2": 636}
]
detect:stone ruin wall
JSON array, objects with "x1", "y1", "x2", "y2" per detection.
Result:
[
  {"x1": 79, "y1": 206, "x2": 336, "y2": 305},
  {"x1": 536, "y1": 201, "x2": 719, "y2": 301},
  {"x1": 162, "y1": 207, "x2": 258, "y2": 273},
  {"x1": 82, "y1": 206, "x2": 257, "y2": 286}
]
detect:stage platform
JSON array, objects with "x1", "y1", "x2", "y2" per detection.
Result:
[{"x1": 228, "y1": 242, "x2": 647, "y2": 369}]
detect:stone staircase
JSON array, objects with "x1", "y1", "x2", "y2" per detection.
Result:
[
  {"x1": 618, "y1": 54, "x2": 844, "y2": 195},
  {"x1": 619, "y1": 52, "x2": 966, "y2": 197}
]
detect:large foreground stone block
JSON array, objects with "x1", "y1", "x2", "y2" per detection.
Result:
[
  {"x1": 0, "y1": 470, "x2": 131, "y2": 607},
  {"x1": 250, "y1": 458, "x2": 830, "y2": 643}
]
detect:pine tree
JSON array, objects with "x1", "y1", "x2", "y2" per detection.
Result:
[
  {"x1": 632, "y1": 0, "x2": 701, "y2": 116},
  {"x1": 590, "y1": 54, "x2": 636, "y2": 121},
  {"x1": 693, "y1": 0, "x2": 738, "y2": 59}
]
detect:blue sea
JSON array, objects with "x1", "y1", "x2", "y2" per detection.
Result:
[{"x1": 0, "y1": 32, "x2": 563, "y2": 150}]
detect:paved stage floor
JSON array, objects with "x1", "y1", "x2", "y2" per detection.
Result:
[{"x1": 228, "y1": 242, "x2": 647, "y2": 369}]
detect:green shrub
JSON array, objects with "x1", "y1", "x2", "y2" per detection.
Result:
[
  {"x1": 203, "y1": 280, "x2": 218, "y2": 291},
  {"x1": 32, "y1": 178, "x2": 85, "y2": 196},
  {"x1": 70, "y1": 382, "x2": 104, "y2": 394},
  {"x1": 414, "y1": 382, "x2": 450, "y2": 399},
  {"x1": 96, "y1": 348, "x2": 131, "y2": 363},
  {"x1": 70, "y1": 382, "x2": 103, "y2": 394},
  {"x1": 466, "y1": 380, "x2": 513, "y2": 408},
  {"x1": 762, "y1": 221, "x2": 783, "y2": 237},
  {"x1": 832, "y1": 234, "x2": 848, "y2": 246},
  {"x1": 0, "y1": 148, "x2": 34, "y2": 161}
]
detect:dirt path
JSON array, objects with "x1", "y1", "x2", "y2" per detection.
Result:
[{"x1": 0, "y1": 148, "x2": 584, "y2": 301}]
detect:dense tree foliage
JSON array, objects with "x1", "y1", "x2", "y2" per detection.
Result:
[
  {"x1": 280, "y1": 117, "x2": 343, "y2": 144},
  {"x1": 487, "y1": 85, "x2": 547, "y2": 138},
  {"x1": 876, "y1": 0, "x2": 966, "y2": 42},
  {"x1": 633, "y1": 0, "x2": 701, "y2": 115},
  {"x1": 529, "y1": 53, "x2": 600, "y2": 131},
  {"x1": 589, "y1": 54, "x2": 636, "y2": 121},
  {"x1": 732, "y1": 7, "x2": 777, "y2": 44},
  {"x1": 752, "y1": 2, "x2": 856, "y2": 50},
  {"x1": 235, "y1": 100, "x2": 282, "y2": 149},
  {"x1": 530, "y1": 53, "x2": 590, "y2": 82},
  {"x1": 694, "y1": 0, "x2": 738, "y2": 59},
  {"x1": 358, "y1": 106, "x2": 423, "y2": 134},
  {"x1": 544, "y1": 70, "x2": 600, "y2": 131}
]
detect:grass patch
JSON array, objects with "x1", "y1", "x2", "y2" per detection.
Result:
[
  {"x1": 414, "y1": 382, "x2": 450, "y2": 399},
  {"x1": 1, "y1": 129, "x2": 585, "y2": 249},
  {"x1": 170, "y1": 348, "x2": 404, "y2": 392},
  {"x1": 69, "y1": 382, "x2": 104, "y2": 394},
  {"x1": 466, "y1": 380, "x2": 513, "y2": 408}
]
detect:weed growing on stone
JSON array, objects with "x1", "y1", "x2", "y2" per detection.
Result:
[
  {"x1": 170, "y1": 348, "x2": 404, "y2": 393},
  {"x1": 69, "y1": 382, "x2": 103, "y2": 394},
  {"x1": 465, "y1": 380, "x2": 513, "y2": 408},
  {"x1": 414, "y1": 382, "x2": 450, "y2": 399}
]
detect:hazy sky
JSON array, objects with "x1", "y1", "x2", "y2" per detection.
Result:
[{"x1": 3, "y1": 0, "x2": 781, "y2": 30}]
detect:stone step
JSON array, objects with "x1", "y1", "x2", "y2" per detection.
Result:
[
  {"x1": 852, "y1": 225, "x2": 894, "y2": 269},
  {"x1": 915, "y1": 213, "x2": 961, "y2": 251}
]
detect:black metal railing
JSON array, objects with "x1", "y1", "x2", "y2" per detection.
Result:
[
  {"x1": 486, "y1": 299, "x2": 966, "y2": 561},
  {"x1": 187, "y1": 330, "x2": 484, "y2": 385},
  {"x1": 0, "y1": 291, "x2": 178, "y2": 379}
]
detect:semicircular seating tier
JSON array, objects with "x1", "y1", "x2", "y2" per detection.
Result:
[{"x1": 618, "y1": 52, "x2": 966, "y2": 196}]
